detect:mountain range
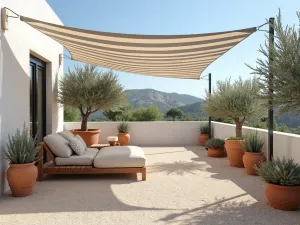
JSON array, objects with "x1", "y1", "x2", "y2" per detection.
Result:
[{"x1": 90, "y1": 88, "x2": 300, "y2": 128}]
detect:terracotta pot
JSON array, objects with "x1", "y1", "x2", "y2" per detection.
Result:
[
  {"x1": 207, "y1": 148, "x2": 226, "y2": 158},
  {"x1": 118, "y1": 133, "x2": 130, "y2": 146},
  {"x1": 265, "y1": 183, "x2": 300, "y2": 211},
  {"x1": 243, "y1": 152, "x2": 266, "y2": 175},
  {"x1": 225, "y1": 140, "x2": 245, "y2": 168},
  {"x1": 7, "y1": 162, "x2": 37, "y2": 197},
  {"x1": 109, "y1": 141, "x2": 117, "y2": 146},
  {"x1": 71, "y1": 129, "x2": 100, "y2": 147},
  {"x1": 199, "y1": 134, "x2": 209, "y2": 146}
]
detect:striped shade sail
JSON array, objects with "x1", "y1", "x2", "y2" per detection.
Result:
[{"x1": 21, "y1": 16, "x2": 256, "y2": 79}]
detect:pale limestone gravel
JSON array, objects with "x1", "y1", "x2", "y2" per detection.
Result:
[{"x1": 1, "y1": 146, "x2": 300, "y2": 225}]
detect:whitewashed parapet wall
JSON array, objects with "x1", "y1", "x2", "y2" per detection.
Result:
[
  {"x1": 212, "y1": 122, "x2": 300, "y2": 163},
  {"x1": 64, "y1": 121, "x2": 206, "y2": 146}
]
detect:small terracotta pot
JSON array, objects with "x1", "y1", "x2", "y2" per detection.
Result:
[
  {"x1": 7, "y1": 162, "x2": 38, "y2": 197},
  {"x1": 118, "y1": 133, "x2": 130, "y2": 146},
  {"x1": 225, "y1": 140, "x2": 245, "y2": 168},
  {"x1": 207, "y1": 148, "x2": 226, "y2": 158},
  {"x1": 109, "y1": 141, "x2": 117, "y2": 146},
  {"x1": 71, "y1": 129, "x2": 100, "y2": 147},
  {"x1": 199, "y1": 134, "x2": 209, "y2": 146},
  {"x1": 243, "y1": 152, "x2": 266, "y2": 175},
  {"x1": 265, "y1": 183, "x2": 300, "y2": 211}
]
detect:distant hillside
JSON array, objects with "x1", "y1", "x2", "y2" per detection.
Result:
[
  {"x1": 178, "y1": 102, "x2": 206, "y2": 118},
  {"x1": 126, "y1": 89, "x2": 202, "y2": 112}
]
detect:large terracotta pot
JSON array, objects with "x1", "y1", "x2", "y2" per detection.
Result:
[
  {"x1": 71, "y1": 129, "x2": 100, "y2": 147},
  {"x1": 199, "y1": 134, "x2": 209, "y2": 146},
  {"x1": 265, "y1": 183, "x2": 300, "y2": 211},
  {"x1": 207, "y1": 148, "x2": 226, "y2": 158},
  {"x1": 118, "y1": 132, "x2": 130, "y2": 146},
  {"x1": 243, "y1": 152, "x2": 266, "y2": 175},
  {"x1": 225, "y1": 140, "x2": 244, "y2": 168},
  {"x1": 7, "y1": 162, "x2": 37, "y2": 197}
]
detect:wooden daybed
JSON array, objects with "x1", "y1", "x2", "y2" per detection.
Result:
[{"x1": 37, "y1": 142, "x2": 147, "y2": 181}]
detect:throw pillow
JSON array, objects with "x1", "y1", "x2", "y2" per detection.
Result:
[
  {"x1": 58, "y1": 131, "x2": 74, "y2": 142},
  {"x1": 69, "y1": 137, "x2": 86, "y2": 155},
  {"x1": 74, "y1": 135, "x2": 87, "y2": 149}
]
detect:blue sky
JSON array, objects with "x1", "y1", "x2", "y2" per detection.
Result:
[{"x1": 47, "y1": 0, "x2": 299, "y2": 98}]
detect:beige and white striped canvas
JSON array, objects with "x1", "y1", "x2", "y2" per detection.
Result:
[{"x1": 21, "y1": 16, "x2": 256, "y2": 79}]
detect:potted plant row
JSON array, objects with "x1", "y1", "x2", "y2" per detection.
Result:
[
  {"x1": 58, "y1": 64, "x2": 126, "y2": 147},
  {"x1": 205, "y1": 138, "x2": 226, "y2": 157},
  {"x1": 199, "y1": 123, "x2": 210, "y2": 146},
  {"x1": 4, "y1": 125, "x2": 38, "y2": 197}
]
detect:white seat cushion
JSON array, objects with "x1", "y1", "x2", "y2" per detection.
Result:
[
  {"x1": 93, "y1": 146, "x2": 146, "y2": 168},
  {"x1": 44, "y1": 134, "x2": 73, "y2": 158},
  {"x1": 55, "y1": 148, "x2": 99, "y2": 166},
  {"x1": 107, "y1": 136, "x2": 118, "y2": 142}
]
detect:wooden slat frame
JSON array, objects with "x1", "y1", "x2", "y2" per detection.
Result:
[{"x1": 38, "y1": 142, "x2": 146, "y2": 181}]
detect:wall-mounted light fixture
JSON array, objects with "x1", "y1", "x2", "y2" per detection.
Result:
[
  {"x1": 59, "y1": 53, "x2": 63, "y2": 67},
  {"x1": 1, "y1": 8, "x2": 8, "y2": 31}
]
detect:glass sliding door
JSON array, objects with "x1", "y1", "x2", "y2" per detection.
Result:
[{"x1": 30, "y1": 55, "x2": 46, "y2": 142}]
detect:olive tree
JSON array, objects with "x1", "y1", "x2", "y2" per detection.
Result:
[
  {"x1": 166, "y1": 108, "x2": 184, "y2": 120},
  {"x1": 58, "y1": 64, "x2": 126, "y2": 131},
  {"x1": 249, "y1": 10, "x2": 300, "y2": 115},
  {"x1": 203, "y1": 77, "x2": 265, "y2": 137}
]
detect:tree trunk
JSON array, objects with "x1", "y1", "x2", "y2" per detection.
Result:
[
  {"x1": 81, "y1": 115, "x2": 88, "y2": 131},
  {"x1": 235, "y1": 122, "x2": 243, "y2": 137}
]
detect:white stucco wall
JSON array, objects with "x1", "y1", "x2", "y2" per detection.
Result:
[
  {"x1": 64, "y1": 121, "x2": 206, "y2": 146},
  {"x1": 212, "y1": 121, "x2": 300, "y2": 163},
  {"x1": 65, "y1": 121, "x2": 300, "y2": 164},
  {"x1": 0, "y1": 1, "x2": 63, "y2": 195}
]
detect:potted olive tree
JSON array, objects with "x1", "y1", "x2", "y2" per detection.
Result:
[
  {"x1": 199, "y1": 123, "x2": 210, "y2": 146},
  {"x1": 242, "y1": 130, "x2": 266, "y2": 175},
  {"x1": 4, "y1": 125, "x2": 38, "y2": 197},
  {"x1": 203, "y1": 77, "x2": 265, "y2": 167},
  {"x1": 205, "y1": 138, "x2": 225, "y2": 158},
  {"x1": 117, "y1": 121, "x2": 130, "y2": 146},
  {"x1": 58, "y1": 64, "x2": 126, "y2": 147},
  {"x1": 255, "y1": 158, "x2": 300, "y2": 211}
]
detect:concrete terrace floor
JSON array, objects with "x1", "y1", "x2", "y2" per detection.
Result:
[{"x1": 1, "y1": 146, "x2": 300, "y2": 225}]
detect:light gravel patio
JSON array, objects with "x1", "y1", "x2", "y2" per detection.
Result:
[{"x1": 1, "y1": 146, "x2": 300, "y2": 225}]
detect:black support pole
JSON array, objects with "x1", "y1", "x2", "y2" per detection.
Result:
[
  {"x1": 268, "y1": 17, "x2": 275, "y2": 161},
  {"x1": 208, "y1": 73, "x2": 212, "y2": 138}
]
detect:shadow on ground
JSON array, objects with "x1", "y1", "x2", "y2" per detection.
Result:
[{"x1": 0, "y1": 174, "x2": 170, "y2": 214}]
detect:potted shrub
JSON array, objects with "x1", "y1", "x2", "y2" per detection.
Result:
[
  {"x1": 203, "y1": 77, "x2": 265, "y2": 168},
  {"x1": 58, "y1": 64, "x2": 126, "y2": 147},
  {"x1": 255, "y1": 158, "x2": 300, "y2": 211},
  {"x1": 199, "y1": 124, "x2": 210, "y2": 146},
  {"x1": 242, "y1": 131, "x2": 266, "y2": 175},
  {"x1": 117, "y1": 122, "x2": 130, "y2": 146},
  {"x1": 4, "y1": 125, "x2": 38, "y2": 197},
  {"x1": 205, "y1": 138, "x2": 225, "y2": 157}
]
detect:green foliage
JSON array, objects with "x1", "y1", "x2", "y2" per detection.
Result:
[
  {"x1": 255, "y1": 158, "x2": 300, "y2": 186},
  {"x1": 132, "y1": 106, "x2": 163, "y2": 121},
  {"x1": 4, "y1": 124, "x2": 38, "y2": 164},
  {"x1": 243, "y1": 131, "x2": 264, "y2": 153},
  {"x1": 64, "y1": 106, "x2": 79, "y2": 122},
  {"x1": 166, "y1": 108, "x2": 184, "y2": 120},
  {"x1": 103, "y1": 105, "x2": 133, "y2": 121},
  {"x1": 205, "y1": 138, "x2": 225, "y2": 149},
  {"x1": 199, "y1": 123, "x2": 210, "y2": 134},
  {"x1": 249, "y1": 10, "x2": 300, "y2": 115},
  {"x1": 58, "y1": 64, "x2": 126, "y2": 131},
  {"x1": 117, "y1": 121, "x2": 130, "y2": 133},
  {"x1": 203, "y1": 77, "x2": 265, "y2": 137},
  {"x1": 228, "y1": 136, "x2": 244, "y2": 141}
]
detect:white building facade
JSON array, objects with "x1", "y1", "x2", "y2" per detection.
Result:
[{"x1": 0, "y1": 0, "x2": 63, "y2": 195}]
